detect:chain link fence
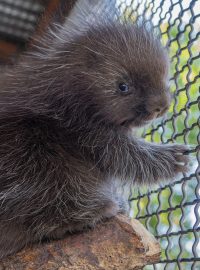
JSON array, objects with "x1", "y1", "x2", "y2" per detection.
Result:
[{"x1": 111, "y1": 0, "x2": 200, "y2": 269}]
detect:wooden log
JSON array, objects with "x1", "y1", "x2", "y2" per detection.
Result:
[{"x1": 0, "y1": 215, "x2": 160, "y2": 270}]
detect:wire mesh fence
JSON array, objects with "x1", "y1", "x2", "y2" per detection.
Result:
[{"x1": 112, "y1": 0, "x2": 200, "y2": 269}]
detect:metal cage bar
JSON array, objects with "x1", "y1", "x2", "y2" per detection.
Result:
[{"x1": 0, "y1": 0, "x2": 44, "y2": 42}]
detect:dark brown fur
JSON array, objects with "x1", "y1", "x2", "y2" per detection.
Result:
[{"x1": 0, "y1": 21, "x2": 189, "y2": 258}]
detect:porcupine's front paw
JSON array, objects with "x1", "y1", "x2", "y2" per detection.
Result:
[
  {"x1": 144, "y1": 144, "x2": 189, "y2": 184},
  {"x1": 168, "y1": 144, "x2": 190, "y2": 174},
  {"x1": 154, "y1": 144, "x2": 190, "y2": 181}
]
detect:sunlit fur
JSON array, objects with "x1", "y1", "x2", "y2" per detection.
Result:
[{"x1": 0, "y1": 13, "x2": 189, "y2": 258}]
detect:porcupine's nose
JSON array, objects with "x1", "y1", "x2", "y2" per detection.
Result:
[{"x1": 146, "y1": 93, "x2": 171, "y2": 118}]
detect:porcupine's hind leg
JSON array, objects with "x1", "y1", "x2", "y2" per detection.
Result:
[{"x1": 43, "y1": 179, "x2": 129, "y2": 240}]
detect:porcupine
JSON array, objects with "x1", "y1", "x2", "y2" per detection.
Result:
[{"x1": 0, "y1": 4, "x2": 189, "y2": 259}]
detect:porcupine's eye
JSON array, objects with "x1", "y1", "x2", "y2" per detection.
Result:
[{"x1": 118, "y1": 83, "x2": 129, "y2": 94}]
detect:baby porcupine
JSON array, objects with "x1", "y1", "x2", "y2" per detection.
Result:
[{"x1": 0, "y1": 16, "x2": 189, "y2": 258}]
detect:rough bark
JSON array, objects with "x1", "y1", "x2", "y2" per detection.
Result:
[{"x1": 0, "y1": 215, "x2": 160, "y2": 270}]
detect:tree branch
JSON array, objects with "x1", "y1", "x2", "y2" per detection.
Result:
[{"x1": 0, "y1": 215, "x2": 161, "y2": 270}]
